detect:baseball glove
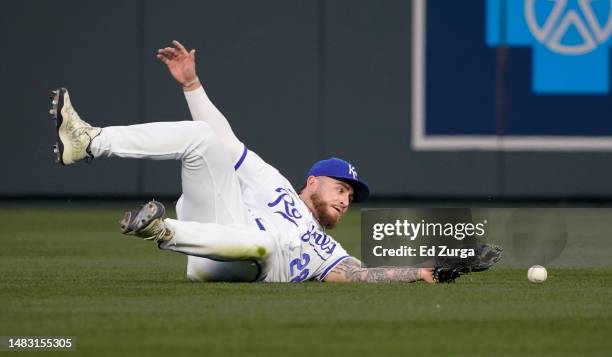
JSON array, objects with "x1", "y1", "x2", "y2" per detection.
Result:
[{"x1": 432, "y1": 243, "x2": 503, "y2": 283}]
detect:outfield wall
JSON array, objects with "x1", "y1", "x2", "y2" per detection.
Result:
[{"x1": 1, "y1": 0, "x2": 610, "y2": 199}]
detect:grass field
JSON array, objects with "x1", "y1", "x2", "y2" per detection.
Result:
[{"x1": 1, "y1": 204, "x2": 611, "y2": 356}]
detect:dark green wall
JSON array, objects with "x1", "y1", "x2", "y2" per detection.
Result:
[{"x1": 1, "y1": 0, "x2": 609, "y2": 199}]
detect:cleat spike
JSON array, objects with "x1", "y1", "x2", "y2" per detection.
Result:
[{"x1": 49, "y1": 108, "x2": 56, "y2": 116}]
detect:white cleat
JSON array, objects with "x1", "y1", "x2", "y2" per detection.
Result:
[
  {"x1": 49, "y1": 88, "x2": 101, "y2": 165},
  {"x1": 120, "y1": 201, "x2": 174, "y2": 243}
]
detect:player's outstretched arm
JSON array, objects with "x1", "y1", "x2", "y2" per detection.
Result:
[
  {"x1": 157, "y1": 40, "x2": 244, "y2": 162},
  {"x1": 324, "y1": 257, "x2": 435, "y2": 283}
]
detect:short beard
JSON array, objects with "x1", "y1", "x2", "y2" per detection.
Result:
[{"x1": 311, "y1": 193, "x2": 340, "y2": 229}]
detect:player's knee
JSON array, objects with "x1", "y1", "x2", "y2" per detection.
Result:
[
  {"x1": 254, "y1": 241, "x2": 275, "y2": 260},
  {"x1": 252, "y1": 239, "x2": 276, "y2": 263}
]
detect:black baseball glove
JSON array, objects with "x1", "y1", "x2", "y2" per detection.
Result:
[{"x1": 432, "y1": 243, "x2": 503, "y2": 283}]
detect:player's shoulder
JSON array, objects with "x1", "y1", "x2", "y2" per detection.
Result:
[{"x1": 239, "y1": 150, "x2": 294, "y2": 189}]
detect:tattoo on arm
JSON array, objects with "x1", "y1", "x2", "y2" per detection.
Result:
[{"x1": 325, "y1": 257, "x2": 421, "y2": 283}]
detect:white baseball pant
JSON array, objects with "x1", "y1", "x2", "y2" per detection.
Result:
[{"x1": 89, "y1": 121, "x2": 273, "y2": 281}]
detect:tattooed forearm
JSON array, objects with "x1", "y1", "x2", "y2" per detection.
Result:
[
  {"x1": 325, "y1": 257, "x2": 422, "y2": 283},
  {"x1": 352, "y1": 266, "x2": 421, "y2": 283}
]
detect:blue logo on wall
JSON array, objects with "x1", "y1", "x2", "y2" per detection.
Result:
[
  {"x1": 412, "y1": 0, "x2": 612, "y2": 151},
  {"x1": 486, "y1": 0, "x2": 612, "y2": 94}
]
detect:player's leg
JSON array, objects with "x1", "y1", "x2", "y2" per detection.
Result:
[
  {"x1": 185, "y1": 256, "x2": 262, "y2": 282},
  {"x1": 176, "y1": 195, "x2": 262, "y2": 282},
  {"x1": 161, "y1": 218, "x2": 273, "y2": 262},
  {"x1": 50, "y1": 87, "x2": 249, "y2": 226},
  {"x1": 90, "y1": 121, "x2": 248, "y2": 224},
  {"x1": 51, "y1": 88, "x2": 264, "y2": 281},
  {"x1": 121, "y1": 201, "x2": 275, "y2": 281}
]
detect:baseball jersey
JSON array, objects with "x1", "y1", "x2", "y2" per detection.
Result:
[{"x1": 234, "y1": 147, "x2": 350, "y2": 282}]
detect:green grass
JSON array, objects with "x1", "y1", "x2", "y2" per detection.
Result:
[{"x1": 0, "y1": 205, "x2": 611, "y2": 356}]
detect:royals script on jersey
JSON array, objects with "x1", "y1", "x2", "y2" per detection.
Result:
[{"x1": 235, "y1": 149, "x2": 350, "y2": 282}]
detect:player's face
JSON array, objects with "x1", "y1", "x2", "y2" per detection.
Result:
[{"x1": 310, "y1": 177, "x2": 354, "y2": 229}]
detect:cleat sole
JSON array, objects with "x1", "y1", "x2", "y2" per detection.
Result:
[
  {"x1": 50, "y1": 88, "x2": 72, "y2": 166},
  {"x1": 50, "y1": 88, "x2": 66, "y2": 165},
  {"x1": 120, "y1": 211, "x2": 137, "y2": 234}
]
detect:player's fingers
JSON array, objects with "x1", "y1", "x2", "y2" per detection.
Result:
[
  {"x1": 190, "y1": 49, "x2": 196, "y2": 60},
  {"x1": 157, "y1": 49, "x2": 173, "y2": 61},
  {"x1": 173, "y1": 40, "x2": 189, "y2": 55},
  {"x1": 160, "y1": 47, "x2": 177, "y2": 59},
  {"x1": 171, "y1": 48, "x2": 183, "y2": 59},
  {"x1": 156, "y1": 53, "x2": 170, "y2": 64}
]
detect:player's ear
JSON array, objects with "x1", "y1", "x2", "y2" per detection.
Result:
[{"x1": 305, "y1": 176, "x2": 318, "y2": 192}]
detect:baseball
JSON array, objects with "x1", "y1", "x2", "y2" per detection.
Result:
[{"x1": 527, "y1": 265, "x2": 547, "y2": 283}]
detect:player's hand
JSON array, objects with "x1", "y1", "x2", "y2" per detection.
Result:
[
  {"x1": 157, "y1": 40, "x2": 200, "y2": 90},
  {"x1": 419, "y1": 267, "x2": 435, "y2": 284}
]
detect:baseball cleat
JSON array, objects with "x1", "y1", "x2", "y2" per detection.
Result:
[
  {"x1": 50, "y1": 88, "x2": 101, "y2": 165},
  {"x1": 120, "y1": 201, "x2": 174, "y2": 243}
]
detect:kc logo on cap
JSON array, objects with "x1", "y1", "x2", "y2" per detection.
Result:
[
  {"x1": 306, "y1": 157, "x2": 370, "y2": 202},
  {"x1": 348, "y1": 164, "x2": 357, "y2": 179}
]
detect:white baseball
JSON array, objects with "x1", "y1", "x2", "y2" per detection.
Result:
[{"x1": 527, "y1": 265, "x2": 547, "y2": 283}]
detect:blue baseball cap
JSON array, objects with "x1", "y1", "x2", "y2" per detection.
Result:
[{"x1": 306, "y1": 157, "x2": 370, "y2": 202}]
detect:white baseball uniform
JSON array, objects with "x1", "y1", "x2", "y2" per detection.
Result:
[
  {"x1": 229, "y1": 147, "x2": 350, "y2": 282},
  {"x1": 88, "y1": 87, "x2": 350, "y2": 282}
]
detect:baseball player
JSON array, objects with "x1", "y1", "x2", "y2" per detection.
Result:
[{"x1": 50, "y1": 40, "x2": 438, "y2": 283}]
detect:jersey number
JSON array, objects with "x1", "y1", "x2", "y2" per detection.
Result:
[{"x1": 289, "y1": 253, "x2": 310, "y2": 282}]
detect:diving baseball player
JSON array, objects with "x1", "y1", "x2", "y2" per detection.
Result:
[{"x1": 49, "y1": 41, "x2": 453, "y2": 283}]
